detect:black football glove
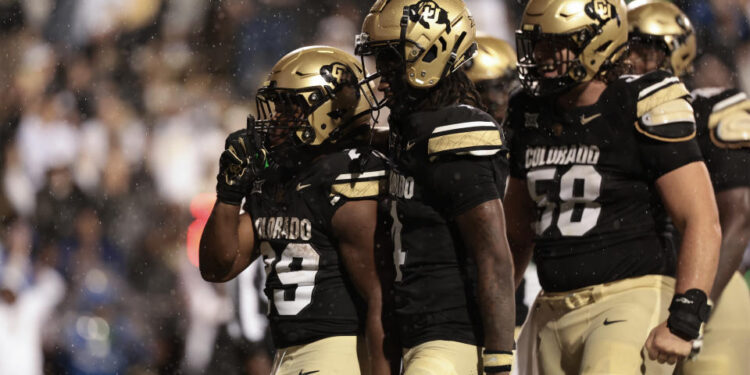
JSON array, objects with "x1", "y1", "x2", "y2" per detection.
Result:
[{"x1": 216, "y1": 128, "x2": 266, "y2": 205}]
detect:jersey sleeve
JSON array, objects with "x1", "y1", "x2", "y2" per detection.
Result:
[
  {"x1": 426, "y1": 106, "x2": 506, "y2": 159},
  {"x1": 327, "y1": 148, "x2": 388, "y2": 209},
  {"x1": 429, "y1": 154, "x2": 510, "y2": 218},
  {"x1": 626, "y1": 71, "x2": 703, "y2": 178}
]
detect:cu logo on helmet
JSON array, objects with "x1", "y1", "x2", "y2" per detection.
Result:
[
  {"x1": 409, "y1": 0, "x2": 451, "y2": 32},
  {"x1": 321, "y1": 62, "x2": 352, "y2": 86},
  {"x1": 585, "y1": 0, "x2": 620, "y2": 27}
]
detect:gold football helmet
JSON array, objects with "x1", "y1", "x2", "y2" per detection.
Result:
[
  {"x1": 464, "y1": 34, "x2": 518, "y2": 121},
  {"x1": 355, "y1": 0, "x2": 477, "y2": 90},
  {"x1": 464, "y1": 33, "x2": 517, "y2": 83},
  {"x1": 516, "y1": 0, "x2": 628, "y2": 96},
  {"x1": 254, "y1": 46, "x2": 375, "y2": 149},
  {"x1": 627, "y1": 0, "x2": 696, "y2": 77}
]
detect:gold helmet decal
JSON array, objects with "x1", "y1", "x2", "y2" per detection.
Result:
[
  {"x1": 255, "y1": 46, "x2": 375, "y2": 148},
  {"x1": 627, "y1": 0, "x2": 696, "y2": 77},
  {"x1": 355, "y1": 0, "x2": 477, "y2": 89},
  {"x1": 516, "y1": 0, "x2": 628, "y2": 96}
]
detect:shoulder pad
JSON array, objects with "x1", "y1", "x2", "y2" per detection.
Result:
[
  {"x1": 706, "y1": 90, "x2": 750, "y2": 148},
  {"x1": 426, "y1": 107, "x2": 505, "y2": 159},
  {"x1": 328, "y1": 148, "x2": 388, "y2": 200},
  {"x1": 629, "y1": 71, "x2": 694, "y2": 142}
]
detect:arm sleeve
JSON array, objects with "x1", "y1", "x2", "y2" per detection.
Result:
[{"x1": 430, "y1": 154, "x2": 510, "y2": 218}]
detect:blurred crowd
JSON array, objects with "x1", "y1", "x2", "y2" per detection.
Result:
[{"x1": 1, "y1": 0, "x2": 750, "y2": 374}]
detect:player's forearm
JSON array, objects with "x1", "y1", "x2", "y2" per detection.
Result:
[
  {"x1": 477, "y1": 260, "x2": 516, "y2": 351},
  {"x1": 199, "y1": 202, "x2": 243, "y2": 281},
  {"x1": 675, "y1": 217, "x2": 721, "y2": 294},
  {"x1": 710, "y1": 216, "x2": 750, "y2": 301},
  {"x1": 457, "y1": 200, "x2": 516, "y2": 351},
  {"x1": 363, "y1": 299, "x2": 396, "y2": 375},
  {"x1": 711, "y1": 189, "x2": 750, "y2": 301}
]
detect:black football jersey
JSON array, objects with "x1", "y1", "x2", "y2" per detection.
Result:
[
  {"x1": 507, "y1": 70, "x2": 703, "y2": 292},
  {"x1": 387, "y1": 104, "x2": 509, "y2": 348},
  {"x1": 691, "y1": 87, "x2": 750, "y2": 192},
  {"x1": 244, "y1": 146, "x2": 388, "y2": 348}
]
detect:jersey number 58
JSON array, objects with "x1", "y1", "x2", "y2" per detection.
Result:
[{"x1": 527, "y1": 165, "x2": 602, "y2": 236}]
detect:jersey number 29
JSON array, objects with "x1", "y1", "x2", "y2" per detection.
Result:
[{"x1": 260, "y1": 242, "x2": 320, "y2": 315}]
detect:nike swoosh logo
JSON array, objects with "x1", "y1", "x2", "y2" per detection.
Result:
[
  {"x1": 603, "y1": 318, "x2": 627, "y2": 326},
  {"x1": 580, "y1": 113, "x2": 602, "y2": 125},
  {"x1": 405, "y1": 140, "x2": 417, "y2": 151},
  {"x1": 296, "y1": 183, "x2": 312, "y2": 191},
  {"x1": 299, "y1": 371, "x2": 320, "y2": 375}
]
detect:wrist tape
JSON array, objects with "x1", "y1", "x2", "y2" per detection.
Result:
[
  {"x1": 483, "y1": 350, "x2": 512, "y2": 373},
  {"x1": 667, "y1": 289, "x2": 711, "y2": 341}
]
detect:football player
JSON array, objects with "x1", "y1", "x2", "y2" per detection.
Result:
[
  {"x1": 199, "y1": 46, "x2": 396, "y2": 375},
  {"x1": 504, "y1": 0, "x2": 721, "y2": 373},
  {"x1": 355, "y1": 1, "x2": 516, "y2": 374},
  {"x1": 628, "y1": 1, "x2": 750, "y2": 373},
  {"x1": 464, "y1": 34, "x2": 519, "y2": 123}
]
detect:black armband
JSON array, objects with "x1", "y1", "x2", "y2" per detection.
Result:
[
  {"x1": 667, "y1": 289, "x2": 712, "y2": 341},
  {"x1": 483, "y1": 349, "x2": 513, "y2": 374}
]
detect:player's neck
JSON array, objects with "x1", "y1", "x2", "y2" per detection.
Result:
[{"x1": 556, "y1": 80, "x2": 608, "y2": 109}]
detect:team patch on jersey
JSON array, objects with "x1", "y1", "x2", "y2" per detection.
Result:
[
  {"x1": 635, "y1": 77, "x2": 695, "y2": 142},
  {"x1": 427, "y1": 121, "x2": 503, "y2": 158},
  {"x1": 330, "y1": 170, "x2": 387, "y2": 199},
  {"x1": 708, "y1": 92, "x2": 750, "y2": 148}
]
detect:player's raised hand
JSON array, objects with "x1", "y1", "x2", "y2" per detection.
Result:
[
  {"x1": 216, "y1": 128, "x2": 265, "y2": 205},
  {"x1": 644, "y1": 321, "x2": 692, "y2": 365}
]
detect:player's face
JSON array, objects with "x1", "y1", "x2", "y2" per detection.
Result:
[
  {"x1": 532, "y1": 40, "x2": 574, "y2": 79},
  {"x1": 269, "y1": 100, "x2": 306, "y2": 147},
  {"x1": 628, "y1": 42, "x2": 667, "y2": 75},
  {"x1": 476, "y1": 79, "x2": 513, "y2": 122},
  {"x1": 375, "y1": 48, "x2": 407, "y2": 106}
]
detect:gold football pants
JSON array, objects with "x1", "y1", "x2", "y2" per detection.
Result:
[
  {"x1": 517, "y1": 274, "x2": 676, "y2": 375},
  {"x1": 271, "y1": 335, "x2": 361, "y2": 375},
  {"x1": 677, "y1": 272, "x2": 750, "y2": 375},
  {"x1": 402, "y1": 340, "x2": 482, "y2": 375}
]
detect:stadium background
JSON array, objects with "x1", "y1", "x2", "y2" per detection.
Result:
[{"x1": 0, "y1": 0, "x2": 749, "y2": 374}]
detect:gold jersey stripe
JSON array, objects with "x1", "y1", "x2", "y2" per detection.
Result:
[
  {"x1": 331, "y1": 179, "x2": 383, "y2": 198},
  {"x1": 636, "y1": 83, "x2": 690, "y2": 118},
  {"x1": 428, "y1": 130, "x2": 503, "y2": 155}
]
